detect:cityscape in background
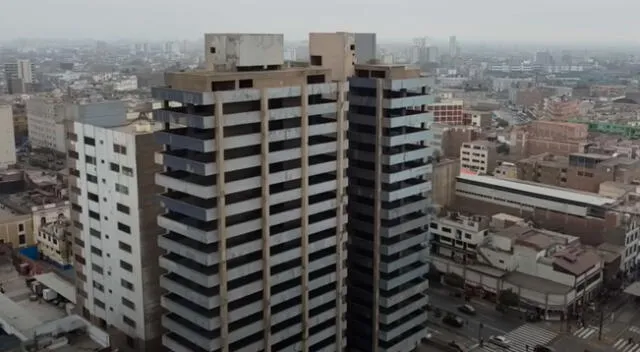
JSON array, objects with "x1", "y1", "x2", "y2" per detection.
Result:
[{"x1": 1, "y1": 25, "x2": 640, "y2": 352}]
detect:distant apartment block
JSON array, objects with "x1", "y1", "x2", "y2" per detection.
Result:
[
  {"x1": 0, "y1": 105, "x2": 16, "y2": 169},
  {"x1": 510, "y1": 121, "x2": 588, "y2": 157},
  {"x1": 428, "y1": 99, "x2": 464, "y2": 125},
  {"x1": 68, "y1": 119, "x2": 164, "y2": 351},
  {"x1": 460, "y1": 140, "x2": 497, "y2": 174},
  {"x1": 545, "y1": 98, "x2": 580, "y2": 121},
  {"x1": 153, "y1": 33, "x2": 348, "y2": 352},
  {"x1": 348, "y1": 63, "x2": 433, "y2": 352},
  {"x1": 4, "y1": 60, "x2": 35, "y2": 94},
  {"x1": 37, "y1": 217, "x2": 72, "y2": 268}
]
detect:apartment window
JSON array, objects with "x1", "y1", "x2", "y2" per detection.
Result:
[
  {"x1": 119, "y1": 241, "x2": 132, "y2": 253},
  {"x1": 87, "y1": 192, "x2": 99, "y2": 202},
  {"x1": 113, "y1": 144, "x2": 127, "y2": 155},
  {"x1": 116, "y1": 203, "x2": 130, "y2": 215},
  {"x1": 69, "y1": 168, "x2": 80, "y2": 177},
  {"x1": 441, "y1": 227, "x2": 452, "y2": 233},
  {"x1": 115, "y1": 183, "x2": 129, "y2": 195},
  {"x1": 74, "y1": 254, "x2": 85, "y2": 265},
  {"x1": 120, "y1": 260, "x2": 133, "y2": 272},
  {"x1": 90, "y1": 246, "x2": 102, "y2": 256},
  {"x1": 126, "y1": 335, "x2": 136, "y2": 349},
  {"x1": 122, "y1": 315, "x2": 136, "y2": 328},
  {"x1": 87, "y1": 174, "x2": 98, "y2": 184},
  {"x1": 73, "y1": 221, "x2": 83, "y2": 230},
  {"x1": 310, "y1": 55, "x2": 323, "y2": 66},
  {"x1": 68, "y1": 150, "x2": 79, "y2": 160},
  {"x1": 18, "y1": 223, "x2": 24, "y2": 232},
  {"x1": 430, "y1": 222, "x2": 438, "y2": 229},
  {"x1": 84, "y1": 137, "x2": 95, "y2": 146},
  {"x1": 122, "y1": 297, "x2": 135, "y2": 310},
  {"x1": 74, "y1": 237, "x2": 84, "y2": 248},
  {"x1": 71, "y1": 186, "x2": 81, "y2": 195},
  {"x1": 118, "y1": 222, "x2": 131, "y2": 234},
  {"x1": 77, "y1": 288, "x2": 88, "y2": 299},
  {"x1": 122, "y1": 166, "x2": 134, "y2": 177},
  {"x1": 18, "y1": 235, "x2": 25, "y2": 245},
  {"x1": 110, "y1": 163, "x2": 120, "y2": 172},
  {"x1": 94, "y1": 298, "x2": 105, "y2": 310},
  {"x1": 88, "y1": 211, "x2": 99, "y2": 220},
  {"x1": 71, "y1": 203, "x2": 82, "y2": 213},
  {"x1": 89, "y1": 228, "x2": 101, "y2": 238},
  {"x1": 209, "y1": 47, "x2": 216, "y2": 53},
  {"x1": 85, "y1": 155, "x2": 96, "y2": 165},
  {"x1": 93, "y1": 281, "x2": 104, "y2": 292},
  {"x1": 121, "y1": 278, "x2": 134, "y2": 291},
  {"x1": 92, "y1": 263, "x2": 104, "y2": 275},
  {"x1": 464, "y1": 233, "x2": 472, "y2": 240},
  {"x1": 67, "y1": 132, "x2": 78, "y2": 141}
]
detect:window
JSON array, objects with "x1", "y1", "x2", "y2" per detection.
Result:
[
  {"x1": 18, "y1": 223, "x2": 24, "y2": 232},
  {"x1": 441, "y1": 227, "x2": 452, "y2": 233},
  {"x1": 113, "y1": 144, "x2": 127, "y2": 155},
  {"x1": 310, "y1": 55, "x2": 323, "y2": 65},
  {"x1": 94, "y1": 298, "x2": 105, "y2": 309},
  {"x1": 70, "y1": 186, "x2": 81, "y2": 195},
  {"x1": 430, "y1": 223, "x2": 438, "y2": 229},
  {"x1": 71, "y1": 203, "x2": 82, "y2": 212},
  {"x1": 119, "y1": 241, "x2": 132, "y2": 253},
  {"x1": 122, "y1": 166, "x2": 134, "y2": 176},
  {"x1": 464, "y1": 233, "x2": 472, "y2": 240},
  {"x1": 89, "y1": 211, "x2": 99, "y2": 220},
  {"x1": 88, "y1": 192, "x2": 99, "y2": 202},
  {"x1": 118, "y1": 222, "x2": 131, "y2": 234},
  {"x1": 85, "y1": 155, "x2": 96, "y2": 165},
  {"x1": 68, "y1": 150, "x2": 79, "y2": 160},
  {"x1": 122, "y1": 297, "x2": 135, "y2": 310},
  {"x1": 121, "y1": 278, "x2": 134, "y2": 291},
  {"x1": 87, "y1": 174, "x2": 97, "y2": 183},
  {"x1": 126, "y1": 335, "x2": 136, "y2": 349},
  {"x1": 123, "y1": 315, "x2": 136, "y2": 328},
  {"x1": 117, "y1": 203, "x2": 130, "y2": 215},
  {"x1": 110, "y1": 163, "x2": 120, "y2": 172},
  {"x1": 90, "y1": 246, "x2": 102, "y2": 256},
  {"x1": 75, "y1": 254, "x2": 85, "y2": 265},
  {"x1": 93, "y1": 281, "x2": 104, "y2": 292},
  {"x1": 89, "y1": 228, "x2": 101, "y2": 238},
  {"x1": 120, "y1": 260, "x2": 133, "y2": 272},
  {"x1": 68, "y1": 132, "x2": 78, "y2": 141},
  {"x1": 84, "y1": 137, "x2": 95, "y2": 146},
  {"x1": 115, "y1": 183, "x2": 129, "y2": 195},
  {"x1": 74, "y1": 237, "x2": 84, "y2": 247},
  {"x1": 18, "y1": 235, "x2": 25, "y2": 245},
  {"x1": 92, "y1": 263, "x2": 103, "y2": 274},
  {"x1": 73, "y1": 221, "x2": 83, "y2": 229},
  {"x1": 209, "y1": 46, "x2": 216, "y2": 53}
]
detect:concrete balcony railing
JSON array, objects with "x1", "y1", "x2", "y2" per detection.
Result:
[
  {"x1": 158, "y1": 193, "x2": 216, "y2": 222},
  {"x1": 379, "y1": 279, "x2": 429, "y2": 308},
  {"x1": 162, "y1": 333, "x2": 197, "y2": 352},
  {"x1": 155, "y1": 172, "x2": 216, "y2": 199},
  {"x1": 151, "y1": 87, "x2": 214, "y2": 105},
  {"x1": 380, "y1": 262, "x2": 429, "y2": 290},
  {"x1": 155, "y1": 129, "x2": 215, "y2": 153},
  {"x1": 382, "y1": 180, "x2": 431, "y2": 203},
  {"x1": 378, "y1": 295, "x2": 428, "y2": 326},
  {"x1": 160, "y1": 274, "x2": 216, "y2": 310},
  {"x1": 162, "y1": 314, "x2": 219, "y2": 351},
  {"x1": 158, "y1": 233, "x2": 217, "y2": 266},
  {"x1": 161, "y1": 294, "x2": 217, "y2": 331},
  {"x1": 154, "y1": 108, "x2": 214, "y2": 129},
  {"x1": 155, "y1": 151, "x2": 216, "y2": 176}
]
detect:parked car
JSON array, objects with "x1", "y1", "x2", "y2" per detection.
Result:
[
  {"x1": 488, "y1": 335, "x2": 511, "y2": 348},
  {"x1": 457, "y1": 304, "x2": 476, "y2": 315},
  {"x1": 443, "y1": 314, "x2": 464, "y2": 328},
  {"x1": 533, "y1": 345, "x2": 555, "y2": 352}
]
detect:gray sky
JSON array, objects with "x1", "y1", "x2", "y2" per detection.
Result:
[{"x1": 0, "y1": 0, "x2": 638, "y2": 44}]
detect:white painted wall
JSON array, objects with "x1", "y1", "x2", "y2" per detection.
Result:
[{"x1": 0, "y1": 105, "x2": 16, "y2": 169}]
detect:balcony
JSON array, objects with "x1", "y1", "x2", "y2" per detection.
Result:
[
  {"x1": 380, "y1": 262, "x2": 428, "y2": 291},
  {"x1": 154, "y1": 107, "x2": 214, "y2": 129},
  {"x1": 160, "y1": 273, "x2": 217, "y2": 309},
  {"x1": 163, "y1": 333, "x2": 207, "y2": 352},
  {"x1": 158, "y1": 213, "x2": 217, "y2": 244},
  {"x1": 156, "y1": 170, "x2": 216, "y2": 199},
  {"x1": 161, "y1": 293, "x2": 217, "y2": 330},
  {"x1": 382, "y1": 179, "x2": 431, "y2": 203},
  {"x1": 158, "y1": 232, "x2": 217, "y2": 266},
  {"x1": 156, "y1": 150, "x2": 215, "y2": 176},
  {"x1": 155, "y1": 128, "x2": 215, "y2": 153},
  {"x1": 152, "y1": 87, "x2": 214, "y2": 105},
  {"x1": 162, "y1": 313, "x2": 219, "y2": 351},
  {"x1": 379, "y1": 294, "x2": 428, "y2": 325},
  {"x1": 158, "y1": 191, "x2": 216, "y2": 222}
]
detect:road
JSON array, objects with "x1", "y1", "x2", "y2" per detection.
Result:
[{"x1": 428, "y1": 286, "x2": 526, "y2": 343}]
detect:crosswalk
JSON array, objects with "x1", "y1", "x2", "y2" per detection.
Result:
[
  {"x1": 613, "y1": 338, "x2": 640, "y2": 352},
  {"x1": 573, "y1": 326, "x2": 599, "y2": 340},
  {"x1": 475, "y1": 324, "x2": 557, "y2": 352}
]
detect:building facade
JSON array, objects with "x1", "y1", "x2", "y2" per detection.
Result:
[
  {"x1": 153, "y1": 33, "x2": 348, "y2": 352},
  {"x1": 428, "y1": 100, "x2": 464, "y2": 125},
  {"x1": 4, "y1": 60, "x2": 35, "y2": 94},
  {"x1": 0, "y1": 105, "x2": 16, "y2": 169},
  {"x1": 68, "y1": 119, "x2": 164, "y2": 351},
  {"x1": 37, "y1": 218, "x2": 72, "y2": 268},
  {"x1": 348, "y1": 63, "x2": 432, "y2": 352},
  {"x1": 460, "y1": 140, "x2": 497, "y2": 174}
]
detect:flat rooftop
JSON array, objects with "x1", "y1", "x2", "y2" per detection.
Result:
[{"x1": 457, "y1": 174, "x2": 617, "y2": 207}]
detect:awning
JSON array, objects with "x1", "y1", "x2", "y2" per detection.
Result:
[{"x1": 33, "y1": 272, "x2": 76, "y2": 303}]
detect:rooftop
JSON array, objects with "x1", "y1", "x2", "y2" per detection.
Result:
[
  {"x1": 552, "y1": 246, "x2": 602, "y2": 276},
  {"x1": 457, "y1": 174, "x2": 617, "y2": 207}
]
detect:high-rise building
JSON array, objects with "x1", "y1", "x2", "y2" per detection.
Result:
[
  {"x1": 0, "y1": 105, "x2": 16, "y2": 169},
  {"x1": 354, "y1": 33, "x2": 377, "y2": 64},
  {"x1": 153, "y1": 33, "x2": 349, "y2": 352},
  {"x1": 4, "y1": 60, "x2": 35, "y2": 94},
  {"x1": 68, "y1": 118, "x2": 164, "y2": 351},
  {"x1": 347, "y1": 64, "x2": 433, "y2": 351},
  {"x1": 449, "y1": 35, "x2": 457, "y2": 58}
]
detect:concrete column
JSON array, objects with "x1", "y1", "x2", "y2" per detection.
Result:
[
  {"x1": 300, "y1": 82, "x2": 310, "y2": 352},
  {"x1": 335, "y1": 80, "x2": 347, "y2": 350},
  {"x1": 214, "y1": 93, "x2": 229, "y2": 352},
  {"x1": 260, "y1": 89, "x2": 272, "y2": 352}
]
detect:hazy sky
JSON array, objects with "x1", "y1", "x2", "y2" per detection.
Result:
[{"x1": 1, "y1": 0, "x2": 638, "y2": 44}]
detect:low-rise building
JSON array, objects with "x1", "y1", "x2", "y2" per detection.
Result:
[
  {"x1": 0, "y1": 207, "x2": 34, "y2": 248},
  {"x1": 36, "y1": 217, "x2": 72, "y2": 268},
  {"x1": 460, "y1": 140, "x2": 497, "y2": 174},
  {"x1": 494, "y1": 161, "x2": 518, "y2": 179},
  {"x1": 429, "y1": 212, "x2": 490, "y2": 263}
]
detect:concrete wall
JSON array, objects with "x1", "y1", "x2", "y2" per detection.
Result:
[
  {"x1": 432, "y1": 160, "x2": 459, "y2": 208},
  {"x1": 0, "y1": 105, "x2": 16, "y2": 169},
  {"x1": 354, "y1": 33, "x2": 376, "y2": 64},
  {"x1": 204, "y1": 33, "x2": 284, "y2": 71}
]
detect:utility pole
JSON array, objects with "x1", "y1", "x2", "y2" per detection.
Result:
[{"x1": 598, "y1": 308, "x2": 604, "y2": 340}]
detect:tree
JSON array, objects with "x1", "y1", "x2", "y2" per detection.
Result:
[{"x1": 498, "y1": 289, "x2": 519, "y2": 307}]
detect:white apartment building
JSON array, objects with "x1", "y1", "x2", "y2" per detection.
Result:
[
  {"x1": 26, "y1": 97, "x2": 67, "y2": 152},
  {"x1": 429, "y1": 212, "x2": 490, "y2": 263},
  {"x1": 0, "y1": 105, "x2": 16, "y2": 169},
  {"x1": 68, "y1": 119, "x2": 163, "y2": 352},
  {"x1": 460, "y1": 140, "x2": 497, "y2": 174}
]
